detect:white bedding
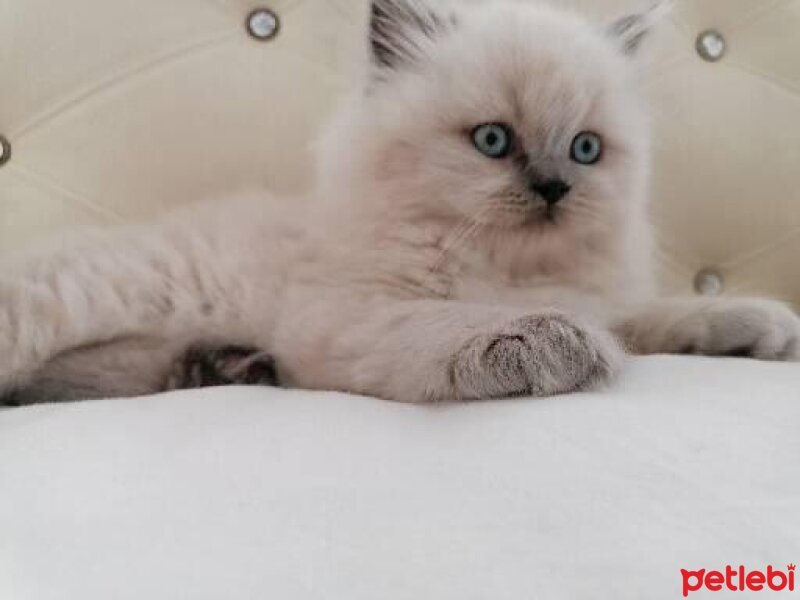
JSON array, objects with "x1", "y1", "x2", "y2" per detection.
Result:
[{"x1": 1, "y1": 356, "x2": 799, "y2": 600}]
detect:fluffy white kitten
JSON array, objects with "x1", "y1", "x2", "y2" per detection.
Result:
[{"x1": 1, "y1": 0, "x2": 798, "y2": 405}]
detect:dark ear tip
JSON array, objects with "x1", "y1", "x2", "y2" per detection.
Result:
[
  {"x1": 367, "y1": 0, "x2": 452, "y2": 72},
  {"x1": 370, "y1": 0, "x2": 387, "y2": 18},
  {"x1": 607, "y1": 0, "x2": 673, "y2": 55}
]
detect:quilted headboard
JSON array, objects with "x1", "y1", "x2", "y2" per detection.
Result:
[{"x1": 2, "y1": 0, "x2": 799, "y2": 306}]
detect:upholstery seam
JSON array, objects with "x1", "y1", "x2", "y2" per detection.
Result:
[
  {"x1": 5, "y1": 162, "x2": 125, "y2": 223},
  {"x1": 10, "y1": 31, "x2": 239, "y2": 140}
]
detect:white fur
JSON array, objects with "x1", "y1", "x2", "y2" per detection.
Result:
[{"x1": 1, "y1": 0, "x2": 797, "y2": 405}]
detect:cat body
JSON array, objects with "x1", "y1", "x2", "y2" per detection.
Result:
[{"x1": 2, "y1": 0, "x2": 798, "y2": 405}]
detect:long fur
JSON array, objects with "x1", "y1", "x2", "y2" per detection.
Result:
[{"x1": 1, "y1": 0, "x2": 798, "y2": 405}]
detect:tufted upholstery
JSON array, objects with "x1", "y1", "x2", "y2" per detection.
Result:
[{"x1": 1, "y1": 0, "x2": 799, "y2": 306}]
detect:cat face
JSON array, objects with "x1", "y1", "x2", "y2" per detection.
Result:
[{"x1": 318, "y1": 0, "x2": 666, "y2": 264}]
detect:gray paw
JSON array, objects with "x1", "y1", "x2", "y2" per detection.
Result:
[
  {"x1": 165, "y1": 345, "x2": 280, "y2": 391},
  {"x1": 452, "y1": 313, "x2": 623, "y2": 399},
  {"x1": 667, "y1": 299, "x2": 800, "y2": 361}
]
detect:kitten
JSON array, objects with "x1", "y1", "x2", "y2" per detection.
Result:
[{"x1": 1, "y1": 0, "x2": 798, "y2": 406}]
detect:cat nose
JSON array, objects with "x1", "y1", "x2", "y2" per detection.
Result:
[{"x1": 531, "y1": 179, "x2": 571, "y2": 205}]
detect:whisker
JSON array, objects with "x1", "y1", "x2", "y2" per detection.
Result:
[{"x1": 429, "y1": 202, "x2": 501, "y2": 274}]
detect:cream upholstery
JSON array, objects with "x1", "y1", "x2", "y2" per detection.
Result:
[{"x1": 1, "y1": 0, "x2": 799, "y2": 306}]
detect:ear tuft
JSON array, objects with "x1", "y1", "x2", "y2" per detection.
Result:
[
  {"x1": 370, "y1": 0, "x2": 451, "y2": 70},
  {"x1": 608, "y1": 0, "x2": 673, "y2": 55}
]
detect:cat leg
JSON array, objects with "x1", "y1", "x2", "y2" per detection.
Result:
[
  {"x1": 164, "y1": 344, "x2": 279, "y2": 390},
  {"x1": 0, "y1": 228, "x2": 231, "y2": 396},
  {"x1": 1, "y1": 340, "x2": 280, "y2": 406},
  {"x1": 279, "y1": 300, "x2": 624, "y2": 403},
  {"x1": 618, "y1": 297, "x2": 800, "y2": 360},
  {"x1": 1, "y1": 336, "x2": 183, "y2": 406}
]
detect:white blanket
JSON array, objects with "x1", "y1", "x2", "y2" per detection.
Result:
[{"x1": 1, "y1": 357, "x2": 799, "y2": 600}]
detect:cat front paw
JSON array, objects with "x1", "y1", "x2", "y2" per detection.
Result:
[
  {"x1": 452, "y1": 313, "x2": 624, "y2": 399},
  {"x1": 666, "y1": 299, "x2": 800, "y2": 361}
]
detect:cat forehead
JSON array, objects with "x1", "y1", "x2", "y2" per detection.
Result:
[
  {"x1": 451, "y1": 4, "x2": 620, "y2": 79},
  {"x1": 424, "y1": 7, "x2": 624, "y2": 120}
]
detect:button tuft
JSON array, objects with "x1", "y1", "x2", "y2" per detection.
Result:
[
  {"x1": 0, "y1": 135, "x2": 10, "y2": 167},
  {"x1": 696, "y1": 30, "x2": 726, "y2": 62},
  {"x1": 694, "y1": 268, "x2": 725, "y2": 296},
  {"x1": 247, "y1": 8, "x2": 280, "y2": 41}
]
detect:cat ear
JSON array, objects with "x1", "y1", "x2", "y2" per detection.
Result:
[
  {"x1": 607, "y1": 0, "x2": 673, "y2": 55},
  {"x1": 369, "y1": 0, "x2": 450, "y2": 70}
]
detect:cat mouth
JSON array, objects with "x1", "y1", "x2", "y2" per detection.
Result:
[
  {"x1": 524, "y1": 200, "x2": 563, "y2": 226},
  {"x1": 491, "y1": 192, "x2": 566, "y2": 227},
  {"x1": 495, "y1": 204, "x2": 563, "y2": 229}
]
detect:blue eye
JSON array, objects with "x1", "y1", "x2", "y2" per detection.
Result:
[
  {"x1": 472, "y1": 123, "x2": 512, "y2": 159},
  {"x1": 571, "y1": 132, "x2": 603, "y2": 165}
]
